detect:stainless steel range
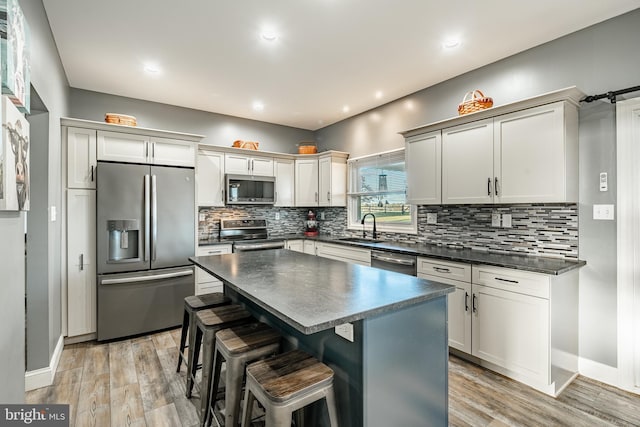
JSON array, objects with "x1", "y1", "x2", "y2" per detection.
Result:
[{"x1": 220, "y1": 218, "x2": 285, "y2": 252}]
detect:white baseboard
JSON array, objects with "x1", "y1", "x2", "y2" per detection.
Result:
[
  {"x1": 25, "y1": 335, "x2": 64, "y2": 391},
  {"x1": 579, "y1": 356, "x2": 619, "y2": 387}
]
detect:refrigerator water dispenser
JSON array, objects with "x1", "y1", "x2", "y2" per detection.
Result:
[{"x1": 107, "y1": 219, "x2": 140, "y2": 262}]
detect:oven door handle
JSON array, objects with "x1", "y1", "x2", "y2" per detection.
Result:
[{"x1": 233, "y1": 242, "x2": 285, "y2": 251}]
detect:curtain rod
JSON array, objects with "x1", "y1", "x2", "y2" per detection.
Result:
[{"x1": 581, "y1": 85, "x2": 640, "y2": 104}]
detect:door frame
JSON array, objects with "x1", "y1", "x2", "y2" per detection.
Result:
[{"x1": 616, "y1": 96, "x2": 640, "y2": 393}]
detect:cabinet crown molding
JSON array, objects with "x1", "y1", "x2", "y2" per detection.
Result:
[
  {"x1": 400, "y1": 86, "x2": 585, "y2": 138},
  {"x1": 61, "y1": 117, "x2": 205, "y2": 142}
]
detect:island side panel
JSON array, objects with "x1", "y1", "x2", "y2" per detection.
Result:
[
  {"x1": 363, "y1": 296, "x2": 448, "y2": 426},
  {"x1": 225, "y1": 286, "x2": 364, "y2": 427}
]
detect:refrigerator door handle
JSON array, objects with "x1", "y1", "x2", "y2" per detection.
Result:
[
  {"x1": 100, "y1": 269, "x2": 193, "y2": 285},
  {"x1": 151, "y1": 174, "x2": 158, "y2": 261},
  {"x1": 144, "y1": 174, "x2": 150, "y2": 261}
]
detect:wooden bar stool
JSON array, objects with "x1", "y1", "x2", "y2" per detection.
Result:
[
  {"x1": 186, "y1": 305, "x2": 253, "y2": 423},
  {"x1": 176, "y1": 293, "x2": 231, "y2": 373},
  {"x1": 206, "y1": 322, "x2": 281, "y2": 427},
  {"x1": 241, "y1": 349, "x2": 339, "y2": 427}
]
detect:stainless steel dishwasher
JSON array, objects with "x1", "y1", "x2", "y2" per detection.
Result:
[{"x1": 370, "y1": 250, "x2": 417, "y2": 276}]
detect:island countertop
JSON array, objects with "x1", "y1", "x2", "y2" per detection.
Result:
[{"x1": 190, "y1": 249, "x2": 454, "y2": 335}]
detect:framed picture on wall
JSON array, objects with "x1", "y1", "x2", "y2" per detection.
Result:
[
  {"x1": 0, "y1": 95, "x2": 29, "y2": 211},
  {"x1": 0, "y1": 0, "x2": 31, "y2": 114}
]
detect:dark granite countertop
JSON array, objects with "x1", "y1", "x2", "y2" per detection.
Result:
[
  {"x1": 190, "y1": 250, "x2": 454, "y2": 334},
  {"x1": 199, "y1": 233, "x2": 585, "y2": 275}
]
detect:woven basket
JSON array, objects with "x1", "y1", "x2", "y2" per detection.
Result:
[
  {"x1": 105, "y1": 113, "x2": 137, "y2": 126},
  {"x1": 232, "y1": 140, "x2": 259, "y2": 150},
  {"x1": 457, "y1": 90, "x2": 494, "y2": 115},
  {"x1": 297, "y1": 142, "x2": 317, "y2": 154}
]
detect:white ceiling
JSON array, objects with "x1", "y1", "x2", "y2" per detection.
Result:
[{"x1": 42, "y1": 1, "x2": 639, "y2": 131}]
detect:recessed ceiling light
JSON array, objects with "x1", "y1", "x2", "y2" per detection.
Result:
[
  {"x1": 261, "y1": 30, "x2": 278, "y2": 42},
  {"x1": 342, "y1": 105, "x2": 350, "y2": 113},
  {"x1": 442, "y1": 39, "x2": 461, "y2": 49},
  {"x1": 375, "y1": 91, "x2": 383, "y2": 99},
  {"x1": 253, "y1": 101, "x2": 265, "y2": 111},
  {"x1": 143, "y1": 63, "x2": 161, "y2": 74}
]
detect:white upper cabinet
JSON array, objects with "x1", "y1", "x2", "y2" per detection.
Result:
[
  {"x1": 97, "y1": 131, "x2": 195, "y2": 167},
  {"x1": 405, "y1": 130, "x2": 441, "y2": 205},
  {"x1": 66, "y1": 127, "x2": 97, "y2": 189},
  {"x1": 274, "y1": 158, "x2": 295, "y2": 207},
  {"x1": 295, "y1": 158, "x2": 319, "y2": 206},
  {"x1": 495, "y1": 102, "x2": 578, "y2": 203},
  {"x1": 197, "y1": 149, "x2": 225, "y2": 206},
  {"x1": 442, "y1": 119, "x2": 495, "y2": 204},
  {"x1": 318, "y1": 153, "x2": 347, "y2": 207},
  {"x1": 225, "y1": 153, "x2": 274, "y2": 176}
]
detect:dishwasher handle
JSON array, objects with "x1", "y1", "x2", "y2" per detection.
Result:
[{"x1": 371, "y1": 251, "x2": 416, "y2": 266}]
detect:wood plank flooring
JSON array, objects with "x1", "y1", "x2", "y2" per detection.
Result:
[{"x1": 26, "y1": 327, "x2": 640, "y2": 427}]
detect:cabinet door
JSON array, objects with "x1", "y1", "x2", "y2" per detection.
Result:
[
  {"x1": 295, "y1": 158, "x2": 319, "y2": 206},
  {"x1": 251, "y1": 156, "x2": 274, "y2": 176},
  {"x1": 67, "y1": 189, "x2": 96, "y2": 337},
  {"x1": 318, "y1": 156, "x2": 347, "y2": 207},
  {"x1": 151, "y1": 138, "x2": 195, "y2": 167},
  {"x1": 303, "y1": 240, "x2": 316, "y2": 255},
  {"x1": 406, "y1": 131, "x2": 441, "y2": 204},
  {"x1": 197, "y1": 150, "x2": 225, "y2": 206},
  {"x1": 495, "y1": 102, "x2": 574, "y2": 203},
  {"x1": 472, "y1": 284, "x2": 550, "y2": 385},
  {"x1": 67, "y1": 127, "x2": 97, "y2": 189},
  {"x1": 97, "y1": 131, "x2": 149, "y2": 163},
  {"x1": 442, "y1": 119, "x2": 494, "y2": 204},
  {"x1": 225, "y1": 153, "x2": 251, "y2": 175},
  {"x1": 318, "y1": 157, "x2": 332, "y2": 206},
  {"x1": 274, "y1": 158, "x2": 295, "y2": 207},
  {"x1": 285, "y1": 239, "x2": 304, "y2": 252}
]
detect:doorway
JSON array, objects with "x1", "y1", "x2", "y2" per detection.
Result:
[{"x1": 616, "y1": 96, "x2": 640, "y2": 392}]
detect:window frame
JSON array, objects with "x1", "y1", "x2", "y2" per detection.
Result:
[{"x1": 346, "y1": 148, "x2": 417, "y2": 235}]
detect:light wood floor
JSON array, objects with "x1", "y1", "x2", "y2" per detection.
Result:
[{"x1": 26, "y1": 327, "x2": 640, "y2": 427}]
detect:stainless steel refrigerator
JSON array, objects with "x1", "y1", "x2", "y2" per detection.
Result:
[{"x1": 96, "y1": 161, "x2": 195, "y2": 341}]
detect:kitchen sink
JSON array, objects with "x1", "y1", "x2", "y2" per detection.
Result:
[{"x1": 336, "y1": 237, "x2": 384, "y2": 244}]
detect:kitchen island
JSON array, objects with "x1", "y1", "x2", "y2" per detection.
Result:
[{"x1": 190, "y1": 249, "x2": 454, "y2": 427}]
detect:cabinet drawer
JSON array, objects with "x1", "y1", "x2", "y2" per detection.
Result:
[
  {"x1": 417, "y1": 258, "x2": 471, "y2": 282},
  {"x1": 316, "y1": 243, "x2": 371, "y2": 265},
  {"x1": 196, "y1": 244, "x2": 232, "y2": 257},
  {"x1": 472, "y1": 265, "x2": 549, "y2": 299}
]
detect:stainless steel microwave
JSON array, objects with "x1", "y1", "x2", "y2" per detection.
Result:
[{"x1": 225, "y1": 174, "x2": 276, "y2": 205}]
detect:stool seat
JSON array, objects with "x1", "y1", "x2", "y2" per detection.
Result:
[
  {"x1": 242, "y1": 350, "x2": 339, "y2": 427},
  {"x1": 196, "y1": 304, "x2": 253, "y2": 327},
  {"x1": 207, "y1": 323, "x2": 281, "y2": 426},
  {"x1": 176, "y1": 292, "x2": 231, "y2": 373},
  {"x1": 247, "y1": 349, "x2": 333, "y2": 403}
]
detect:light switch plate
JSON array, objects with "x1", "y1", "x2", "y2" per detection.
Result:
[
  {"x1": 593, "y1": 204, "x2": 615, "y2": 220},
  {"x1": 275, "y1": 211, "x2": 280, "y2": 220},
  {"x1": 491, "y1": 213, "x2": 501, "y2": 227},
  {"x1": 502, "y1": 213, "x2": 512, "y2": 228},
  {"x1": 427, "y1": 213, "x2": 437, "y2": 224},
  {"x1": 335, "y1": 323, "x2": 354, "y2": 342},
  {"x1": 50, "y1": 206, "x2": 57, "y2": 222},
  {"x1": 599, "y1": 172, "x2": 608, "y2": 192}
]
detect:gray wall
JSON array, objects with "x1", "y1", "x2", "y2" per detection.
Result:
[
  {"x1": 316, "y1": 9, "x2": 640, "y2": 367},
  {"x1": 19, "y1": 0, "x2": 71, "y2": 379},
  {"x1": 69, "y1": 89, "x2": 314, "y2": 154}
]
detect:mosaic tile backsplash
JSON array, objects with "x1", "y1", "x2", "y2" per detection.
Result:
[{"x1": 198, "y1": 203, "x2": 578, "y2": 259}]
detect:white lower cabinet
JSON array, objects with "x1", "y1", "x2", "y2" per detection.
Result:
[
  {"x1": 195, "y1": 245, "x2": 232, "y2": 295},
  {"x1": 303, "y1": 240, "x2": 316, "y2": 255},
  {"x1": 418, "y1": 257, "x2": 578, "y2": 397},
  {"x1": 67, "y1": 189, "x2": 96, "y2": 337},
  {"x1": 285, "y1": 239, "x2": 304, "y2": 252},
  {"x1": 315, "y1": 242, "x2": 371, "y2": 266}
]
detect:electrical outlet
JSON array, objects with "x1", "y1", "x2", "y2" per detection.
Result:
[
  {"x1": 491, "y1": 213, "x2": 501, "y2": 227},
  {"x1": 51, "y1": 206, "x2": 57, "y2": 222},
  {"x1": 320, "y1": 211, "x2": 325, "y2": 220},
  {"x1": 275, "y1": 211, "x2": 280, "y2": 220},
  {"x1": 502, "y1": 213, "x2": 512, "y2": 228},
  {"x1": 334, "y1": 323, "x2": 354, "y2": 342},
  {"x1": 593, "y1": 204, "x2": 614, "y2": 220},
  {"x1": 426, "y1": 213, "x2": 437, "y2": 224},
  {"x1": 199, "y1": 212, "x2": 206, "y2": 221}
]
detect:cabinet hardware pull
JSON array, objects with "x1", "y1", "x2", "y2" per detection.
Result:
[
  {"x1": 80, "y1": 254, "x2": 84, "y2": 271},
  {"x1": 433, "y1": 267, "x2": 451, "y2": 273},
  {"x1": 494, "y1": 177, "x2": 499, "y2": 196},
  {"x1": 90, "y1": 165, "x2": 94, "y2": 182},
  {"x1": 207, "y1": 250, "x2": 222, "y2": 255},
  {"x1": 472, "y1": 293, "x2": 478, "y2": 312},
  {"x1": 221, "y1": 189, "x2": 224, "y2": 203},
  {"x1": 487, "y1": 177, "x2": 492, "y2": 196},
  {"x1": 315, "y1": 192, "x2": 318, "y2": 202},
  {"x1": 152, "y1": 142, "x2": 155, "y2": 159},
  {"x1": 327, "y1": 191, "x2": 331, "y2": 201},
  {"x1": 145, "y1": 142, "x2": 149, "y2": 159},
  {"x1": 465, "y1": 291, "x2": 469, "y2": 312},
  {"x1": 275, "y1": 191, "x2": 278, "y2": 203},
  {"x1": 495, "y1": 277, "x2": 519, "y2": 284}
]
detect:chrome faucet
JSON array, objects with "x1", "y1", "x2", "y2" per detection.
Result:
[{"x1": 361, "y1": 213, "x2": 377, "y2": 239}]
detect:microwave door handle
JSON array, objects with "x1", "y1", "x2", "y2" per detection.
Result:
[
  {"x1": 151, "y1": 174, "x2": 157, "y2": 261},
  {"x1": 144, "y1": 174, "x2": 150, "y2": 262}
]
